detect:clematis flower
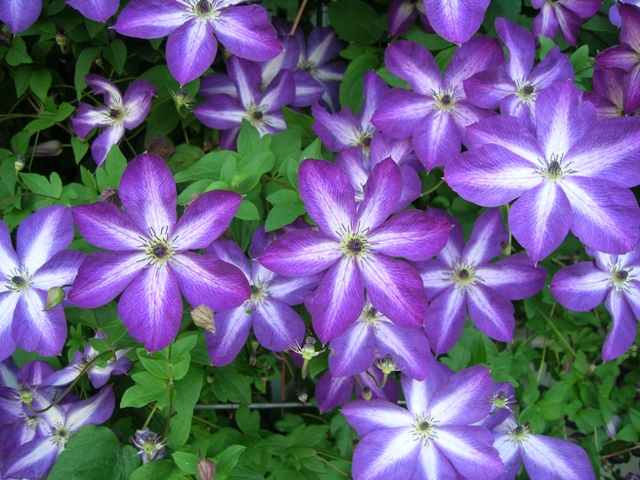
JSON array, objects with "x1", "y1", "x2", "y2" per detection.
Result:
[
  {"x1": 203, "y1": 226, "x2": 320, "y2": 366},
  {"x1": 312, "y1": 71, "x2": 388, "y2": 153},
  {"x1": 0, "y1": 0, "x2": 40, "y2": 33},
  {"x1": 342, "y1": 364, "x2": 504, "y2": 480},
  {"x1": 372, "y1": 37, "x2": 503, "y2": 170},
  {"x1": 114, "y1": 0, "x2": 281, "y2": 85},
  {"x1": 413, "y1": 208, "x2": 546, "y2": 354},
  {"x1": 464, "y1": 18, "x2": 574, "y2": 129},
  {"x1": 474, "y1": 381, "x2": 516, "y2": 430},
  {"x1": 133, "y1": 428, "x2": 166, "y2": 464},
  {"x1": 71, "y1": 75, "x2": 156, "y2": 168},
  {"x1": 387, "y1": 0, "x2": 433, "y2": 37},
  {"x1": 66, "y1": 0, "x2": 120, "y2": 22},
  {"x1": 492, "y1": 414, "x2": 595, "y2": 480},
  {"x1": 445, "y1": 81, "x2": 640, "y2": 262},
  {"x1": 327, "y1": 300, "x2": 432, "y2": 379},
  {"x1": 69, "y1": 153, "x2": 250, "y2": 352},
  {"x1": 550, "y1": 242, "x2": 640, "y2": 360},
  {"x1": 0, "y1": 205, "x2": 85, "y2": 361},
  {"x1": 595, "y1": 3, "x2": 640, "y2": 113},
  {"x1": 531, "y1": 0, "x2": 601, "y2": 46},
  {"x1": 2, "y1": 386, "x2": 115, "y2": 480},
  {"x1": 584, "y1": 64, "x2": 639, "y2": 118},
  {"x1": 610, "y1": 1, "x2": 640, "y2": 26},
  {"x1": 258, "y1": 159, "x2": 451, "y2": 342},
  {"x1": 194, "y1": 56, "x2": 295, "y2": 150}
]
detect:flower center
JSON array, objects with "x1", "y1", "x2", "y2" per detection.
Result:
[
  {"x1": 250, "y1": 283, "x2": 268, "y2": 302},
  {"x1": 413, "y1": 415, "x2": 438, "y2": 444},
  {"x1": 140, "y1": 227, "x2": 175, "y2": 267},
  {"x1": 341, "y1": 231, "x2": 370, "y2": 259},
  {"x1": 247, "y1": 107, "x2": 266, "y2": 127},
  {"x1": 452, "y1": 262, "x2": 477, "y2": 289},
  {"x1": 522, "y1": 84, "x2": 535, "y2": 95},
  {"x1": 7, "y1": 272, "x2": 30, "y2": 292},
  {"x1": 109, "y1": 108, "x2": 124, "y2": 120},
  {"x1": 298, "y1": 60, "x2": 318, "y2": 75},
  {"x1": 611, "y1": 265, "x2": 631, "y2": 290},
  {"x1": 196, "y1": 0, "x2": 212, "y2": 13},
  {"x1": 53, "y1": 425, "x2": 71, "y2": 445},
  {"x1": 539, "y1": 153, "x2": 572, "y2": 181},
  {"x1": 435, "y1": 89, "x2": 457, "y2": 111},
  {"x1": 361, "y1": 305, "x2": 380, "y2": 325},
  {"x1": 510, "y1": 422, "x2": 531, "y2": 443}
]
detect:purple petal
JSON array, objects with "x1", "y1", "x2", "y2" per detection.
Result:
[
  {"x1": 342, "y1": 399, "x2": 414, "y2": 437},
  {"x1": 384, "y1": 41, "x2": 443, "y2": 95},
  {"x1": 434, "y1": 425, "x2": 503, "y2": 479},
  {"x1": 624, "y1": 65, "x2": 640, "y2": 113},
  {"x1": 291, "y1": 70, "x2": 325, "y2": 107},
  {"x1": 171, "y1": 252, "x2": 249, "y2": 311},
  {"x1": 17, "y1": 205, "x2": 74, "y2": 275},
  {"x1": 445, "y1": 36, "x2": 504, "y2": 89},
  {"x1": 493, "y1": 431, "x2": 523, "y2": 480},
  {"x1": 620, "y1": 3, "x2": 640, "y2": 51},
  {"x1": 91, "y1": 124, "x2": 125, "y2": 167},
  {"x1": 13, "y1": 289, "x2": 66, "y2": 356},
  {"x1": 0, "y1": 0, "x2": 41, "y2": 33},
  {"x1": 194, "y1": 94, "x2": 247, "y2": 130},
  {"x1": 376, "y1": 322, "x2": 432, "y2": 380},
  {"x1": 205, "y1": 306, "x2": 252, "y2": 366},
  {"x1": 509, "y1": 181, "x2": 572, "y2": 262},
  {"x1": 66, "y1": 385, "x2": 115, "y2": 429},
  {"x1": 476, "y1": 254, "x2": 547, "y2": 300},
  {"x1": 463, "y1": 69, "x2": 514, "y2": 109},
  {"x1": 307, "y1": 27, "x2": 343, "y2": 66},
  {"x1": 0, "y1": 293, "x2": 19, "y2": 362},
  {"x1": 253, "y1": 299, "x2": 306, "y2": 352},
  {"x1": 414, "y1": 442, "x2": 458, "y2": 479},
  {"x1": 66, "y1": 0, "x2": 119, "y2": 22},
  {"x1": 71, "y1": 104, "x2": 110, "y2": 138},
  {"x1": 167, "y1": 19, "x2": 217, "y2": 86},
  {"x1": 31, "y1": 250, "x2": 85, "y2": 291},
  {"x1": 467, "y1": 283, "x2": 515, "y2": 342},
  {"x1": 306, "y1": 257, "x2": 364, "y2": 342},
  {"x1": 199, "y1": 73, "x2": 237, "y2": 99},
  {"x1": 550, "y1": 262, "x2": 610, "y2": 311},
  {"x1": 595, "y1": 44, "x2": 638, "y2": 71},
  {"x1": 0, "y1": 221, "x2": 19, "y2": 278},
  {"x1": 261, "y1": 69, "x2": 295, "y2": 112},
  {"x1": 118, "y1": 265, "x2": 182, "y2": 351},
  {"x1": 496, "y1": 18, "x2": 535, "y2": 84},
  {"x1": 465, "y1": 115, "x2": 544, "y2": 162},
  {"x1": 423, "y1": 0, "x2": 491, "y2": 45},
  {"x1": 328, "y1": 321, "x2": 375, "y2": 376},
  {"x1": 372, "y1": 89, "x2": 434, "y2": 138},
  {"x1": 428, "y1": 208, "x2": 464, "y2": 267},
  {"x1": 42, "y1": 354, "x2": 83, "y2": 387},
  {"x1": 122, "y1": 80, "x2": 157, "y2": 129},
  {"x1": 357, "y1": 159, "x2": 402, "y2": 232},
  {"x1": 227, "y1": 56, "x2": 262, "y2": 107},
  {"x1": 85, "y1": 74, "x2": 123, "y2": 105},
  {"x1": 521, "y1": 433, "x2": 596, "y2": 480},
  {"x1": 563, "y1": 176, "x2": 640, "y2": 255},
  {"x1": 402, "y1": 363, "x2": 454, "y2": 417},
  {"x1": 2, "y1": 435, "x2": 60, "y2": 480},
  {"x1": 413, "y1": 110, "x2": 461, "y2": 171},
  {"x1": 72, "y1": 202, "x2": 146, "y2": 251},
  {"x1": 212, "y1": 5, "x2": 282, "y2": 61},
  {"x1": 463, "y1": 209, "x2": 507, "y2": 266},
  {"x1": 414, "y1": 259, "x2": 455, "y2": 299},
  {"x1": 206, "y1": 239, "x2": 251, "y2": 278},
  {"x1": 424, "y1": 285, "x2": 467, "y2": 355},
  {"x1": 265, "y1": 271, "x2": 321, "y2": 306},
  {"x1": 603, "y1": 291, "x2": 637, "y2": 361},
  {"x1": 359, "y1": 71, "x2": 389, "y2": 128},
  {"x1": 388, "y1": 0, "x2": 418, "y2": 36},
  {"x1": 113, "y1": 0, "x2": 186, "y2": 39},
  {"x1": 428, "y1": 366, "x2": 493, "y2": 424},
  {"x1": 316, "y1": 373, "x2": 354, "y2": 413},
  {"x1": 335, "y1": 146, "x2": 369, "y2": 196},
  {"x1": 351, "y1": 427, "x2": 419, "y2": 480},
  {"x1": 397, "y1": 164, "x2": 422, "y2": 211},
  {"x1": 530, "y1": 46, "x2": 575, "y2": 89},
  {"x1": 556, "y1": 4, "x2": 582, "y2": 46},
  {"x1": 311, "y1": 103, "x2": 360, "y2": 151},
  {"x1": 532, "y1": 3, "x2": 560, "y2": 43}
]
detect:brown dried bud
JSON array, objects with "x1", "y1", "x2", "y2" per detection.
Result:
[
  {"x1": 145, "y1": 135, "x2": 175, "y2": 161},
  {"x1": 100, "y1": 188, "x2": 122, "y2": 207},
  {"x1": 196, "y1": 457, "x2": 216, "y2": 480},
  {"x1": 191, "y1": 305, "x2": 215, "y2": 333}
]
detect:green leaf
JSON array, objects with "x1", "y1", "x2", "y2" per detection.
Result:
[
  {"x1": 237, "y1": 120, "x2": 266, "y2": 156},
  {"x1": 95, "y1": 145, "x2": 128, "y2": 190},
  {"x1": 147, "y1": 99, "x2": 181, "y2": 136},
  {"x1": 121, "y1": 372, "x2": 169, "y2": 409},
  {"x1": 267, "y1": 189, "x2": 299, "y2": 205},
  {"x1": 538, "y1": 35, "x2": 555, "y2": 60},
  {"x1": 236, "y1": 199, "x2": 260, "y2": 221},
  {"x1": 174, "y1": 151, "x2": 240, "y2": 183},
  {"x1": 282, "y1": 107, "x2": 316, "y2": 147},
  {"x1": 14, "y1": 65, "x2": 33, "y2": 97},
  {"x1": 129, "y1": 459, "x2": 177, "y2": 480},
  {"x1": 265, "y1": 202, "x2": 306, "y2": 231},
  {"x1": 20, "y1": 172, "x2": 62, "y2": 199},
  {"x1": 401, "y1": 25, "x2": 453, "y2": 51},
  {"x1": 173, "y1": 452, "x2": 200, "y2": 475},
  {"x1": 339, "y1": 54, "x2": 380, "y2": 112},
  {"x1": 211, "y1": 365, "x2": 252, "y2": 404},
  {"x1": 6, "y1": 37, "x2": 33, "y2": 66},
  {"x1": 103, "y1": 40, "x2": 128, "y2": 75},
  {"x1": 214, "y1": 445, "x2": 246, "y2": 479},
  {"x1": 72, "y1": 136, "x2": 90, "y2": 164},
  {"x1": 30, "y1": 68, "x2": 52, "y2": 100},
  {"x1": 74, "y1": 47, "x2": 102, "y2": 100},
  {"x1": 328, "y1": 0, "x2": 384, "y2": 44},
  {"x1": 236, "y1": 404, "x2": 260, "y2": 434}
]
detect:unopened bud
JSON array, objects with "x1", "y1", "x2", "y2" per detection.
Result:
[
  {"x1": 206, "y1": 374, "x2": 215, "y2": 383},
  {"x1": 362, "y1": 387, "x2": 373, "y2": 401},
  {"x1": 196, "y1": 457, "x2": 216, "y2": 480},
  {"x1": 297, "y1": 388, "x2": 308, "y2": 403},
  {"x1": 14, "y1": 155, "x2": 25, "y2": 172},
  {"x1": 501, "y1": 241, "x2": 511, "y2": 256},
  {"x1": 605, "y1": 415, "x2": 620, "y2": 440},
  {"x1": 145, "y1": 135, "x2": 174, "y2": 161},
  {"x1": 31, "y1": 140, "x2": 62, "y2": 157},
  {"x1": 191, "y1": 305, "x2": 215, "y2": 333},
  {"x1": 43, "y1": 286, "x2": 65, "y2": 311},
  {"x1": 100, "y1": 188, "x2": 122, "y2": 207},
  {"x1": 55, "y1": 32, "x2": 67, "y2": 47},
  {"x1": 94, "y1": 57, "x2": 103, "y2": 67}
]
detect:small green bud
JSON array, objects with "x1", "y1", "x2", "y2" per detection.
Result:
[
  {"x1": 44, "y1": 286, "x2": 65, "y2": 311},
  {"x1": 297, "y1": 388, "x2": 308, "y2": 403},
  {"x1": 206, "y1": 374, "x2": 215, "y2": 384},
  {"x1": 55, "y1": 32, "x2": 67, "y2": 47},
  {"x1": 14, "y1": 155, "x2": 25, "y2": 172},
  {"x1": 362, "y1": 387, "x2": 373, "y2": 401}
]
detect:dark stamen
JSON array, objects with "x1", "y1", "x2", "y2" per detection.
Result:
[
  {"x1": 419, "y1": 421, "x2": 430, "y2": 430},
  {"x1": 616, "y1": 270, "x2": 629, "y2": 281},
  {"x1": 109, "y1": 108, "x2": 121, "y2": 119},
  {"x1": 547, "y1": 160, "x2": 562, "y2": 177},
  {"x1": 250, "y1": 285, "x2": 260, "y2": 294},
  {"x1": 151, "y1": 244, "x2": 168, "y2": 259},
  {"x1": 523, "y1": 84, "x2": 535, "y2": 95},
  {"x1": 196, "y1": 0, "x2": 212, "y2": 13},
  {"x1": 11, "y1": 276, "x2": 25, "y2": 287},
  {"x1": 252, "y1": 111, "x2": 263, "y2": 120},
  {"x1": 441, "y1": 94, "x2": 451, "y2": 105},
  {"x1": 458, "y1": 269, "x2": 469, "y2": 279},
  {"x1": 347, "y1": 238, "x2": 364, "y2": 253}
]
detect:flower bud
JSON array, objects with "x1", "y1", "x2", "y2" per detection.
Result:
[
  {"x1": 191, "y1": 305, "x2": 215, "y2": 333},
  {"x1": 31, "y1": 140, "x2": 62, "y2": 157},
  {"x1": 196, "y1": 457, "x2": 216, "y2": 480},
  {"x1": 361, "y1": 387, "x2": 373, "y2": 401},
  {"x1": 206, "y1": 374, "x2": 215, "y2": 383},
  {"x1": 100, "y1": 187, "x2": 122, "y2": 207},
  {"x1": 43, "y1": 286, "x2": 65, "y2": 311},
  {"x1": 14, "y1": 155, "x2": 25, "y2": 172},
  {"x1": 55, "y1": 32, "x2": 67, "y2": 47},
  {"x1": 145, "y1": 135, "x2": 174, "y2": 161},
  {"x1": 297, "y1": 388, "x2": 308, "y2": 403},
  {"x1": 604, "y1": 414, "x2": 620, "y2": 440}
]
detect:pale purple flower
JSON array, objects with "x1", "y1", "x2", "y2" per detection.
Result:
[
  {"x1": 445, "y1": 81, "x2": 640, "y2": 262},
  {"x1": 0, "y1": 0, "x2": 40, "y2": 33},
  {"x1": 71, "y1": 75, "x2": 156, "y2": 168},
  {"x1": 583, "y1": 64, "x2": 638, "y2": 118},
  {"x1": 531, "y1": 0, "x2": 601, "y2": 46},
  {"x1": 204, "y1": 226, "x2": 320, "y2": 366},
  {"x1": 258, "y1": 159, "x2": 451, "y2": 342},
  {"x1": 342, "y1": 364, "x2": 504, "y2": 480},
  {"x1": 414, "y1": 208, "x2": 546, "y2": 354},
  {"x1": 372, "y1": 37, "x2": 504, "y2": 170},
  {"x1": 66, "y1": 0, "x2": 120, "y2": 22},
  {"x1": 194, "y1": 56, "x2": 295, "y2": 150},
  {"x1": 422, "y1": 0, "x2": 491, "y2": 45},
  {"x1": 464, "y1": 18, "x2": 574, "y2": 129},
  {"x1": 0, "y1": 205, "x2": 85, "y2": 361},
  {"x1": 550, "y1": 242, "x2": 640, "y2": 360},
  {"x1": 474, "y1": 382, "x2": 516, "y2": 430},
  {"x1": 493, "y1": 414, "x2": 595, "y2": 480},
  {"x1": 69, "y1": 153, "x2": 250, "y2": 352},
  {"x1": 114, "y1": 0, "x2": 281, "y2": 85},
  {"x1": 133, "y1": 428, "x2": 166, "y2": 464},
  {"x1": 2, "y1": 386, "x2": 114, "y2": 480},
  {"x1": 387, "y1": 0, "x2": 433, "y2": 37},
  {"x1": 610, "y1": 1, "x2": 640, "y2": 26}
]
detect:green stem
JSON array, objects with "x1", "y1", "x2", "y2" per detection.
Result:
[
  {"x1": 421, "y1": 179, "x2": 444, "y2": 197},
  {"x1": 538, "y1": 305, "x2": 587, "y2": 370},
  {"x1": 142, "y1": 403, "x2": 158, "y2": 429}
]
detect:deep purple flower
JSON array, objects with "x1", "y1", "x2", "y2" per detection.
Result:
[
  {"x1": 114, "y1": 0, "x2": 281, "y2": 85},
  {"x1": 0, "y1": 0, "x2": 40, "y2": 33},
  {"x1": 550, "y1": 244, "x2": 640, "y2": 360},
  {"x1": 414, "y1": 208, "x2": 546, "y2": 354},
  {"x1": 610, "y1": 1, "x2": 640, "y2": 26},
  {"x1": 71, "y1": 75, "x2": 156, "y2": 168},
  {"x1": 387, "y1": 0, "x2": 433, "y2": 37},
  {"x1": 342, "y1": 364, "x2": 504, "y2": 480},
  {"x1": 258, "y1": 159, "x2": 451, "y2": 342},
  {"x1": 2, "y1": 386, "x2": 114, "y2": 480},
  {"x1": 475, "y1": 381, "x2": 516, "y2": 430},
  {"x1": 584, "y1": 64, "x2": 639, "y2": 118},
  {"x1": 422, "y1": 0, "x2": 491, "y2": 45},
  {"x1": 66, "y1": 0, "x2": 120, "y2": 22},
  {"x1": 0, "y1": 205, "x2": 85, "y2": 361},
  {"x1": 532, "y1": 0, "x2": 601, "y2": 46},
  {"x1": 464, "y1": 18, "x2": 574, "y2": 129},
  {"x1": 69, "y1": 153, "x2": 250, "y2": 352},
  {"x1": 493, "y1": 414, "x2": 595, "y2": 480},
  {"x1": 133, "y1": 428, "x2": 166, "y2": 464},
  {"x1": 596, "y1": 3, "x2": 640, "y2": 113},
  {"x1": 372, "y1": 38, "x2": 503, "y2": 170},
  {"x1": 194, "y1": 56, "x2": 295, "y2": 150},
  {"x1": 204, "y1": 226, "x2": 320, "y2": 366},
  {"x1": 445, "y1": 81, "x2": 640, "y2": 262}
]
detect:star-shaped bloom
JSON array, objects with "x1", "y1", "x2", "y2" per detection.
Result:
[
  {"x1": 0, "y1": 0, "x2": 41, "y2": 33},
  {"x1": 0, "y1": 205, "x2": 85, "y2": 361},
  {"x1": 194, "y1": 55, "x2": 295, "y2": 150},
  {"x1": 342, "y1": 364, "x2": 504, "y2": 480},
  {"x1": 259, "y1": 158, "x2": 451, "y2": 342},
  {"x1": 66, "y1": 0, "x2": 120, "y2": 22},
  {"x1": 550, "y1": 242, "x2": 640, "y2": 360},
  {"x1": 387, "y1": 0, "x2": 433, "y2": 37},
  {"x1": 71, "y1": 75, "x2": 157, "y2": 167},
  {"x1": 584, "y1": 64, "x2": 640, "y2": 118},
  {"x1": 372, "y1": 37, "x2": 504, "y2": 170},
  {"x1": 445, "y1": 81, "x2": 640, "y2": 262},
  {"x1": 133, "y1": 428, "x2": 166, "y2": 464},
  {"x1": 2, "y1": 386, "x2": 114, "y2": 480},
  {"x1": 69, "y1": 153, "x2": 250, "y2": 352},
  {"x1": 464, "y1": 18, "x2": 574, "y2": 129},
  {"x1": 531, "y1": 0, "x2": 601, "y2": 46},
  {"x1": 204, "y1": 226, "x2": 320, "y2": 366},
  {"x1": 114, "y1": 0, "x2": 281, "y2": 85},
  {"x1": 414, "y1": 208, "x2": 546, "y2": 354},
  {"x1": 493, "y1": 414, "x2": 595, "y2": 480}
]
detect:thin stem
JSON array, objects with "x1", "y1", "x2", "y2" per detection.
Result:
[
  {"x1": 537, "y1": 336, "x2": 547, "y2": 383},
  {"x1": 143, "y1": 403, "x2": 158, "y2": 429},
  {"x1": 504, "y1": 202, "x2": 512, "y2": 255},
  {"x1": 602, "y1": 445, "x2": 640, "y2": 459},
  {"x1": 28, "y1": 130, "x2": 40, "y2": 171},
  {"x1": 290, "y1": 0, "x2": 309, "y2": 35},
  {"x1": 192, "y1": 415, "x2": 221, "y2": 429},
  {"x1": 421, "y1": 179, "x2": 444, "y2": 197},
  {"x1": 538, "y1": 305, "x2": 587, "y2": 371},
  {"x1": 314, "y1": 455, "x2": 349, "y2": 476},
  {"x1": 164, "y1": 344, "x2": 174, "y2": 439},
  {"x1": 281, "y1": 353, "x2": 299, "y2": 389}
]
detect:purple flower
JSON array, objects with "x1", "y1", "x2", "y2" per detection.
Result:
[
  {"x1": 413, "y1": 208, "x2": 546, "y2": 354},
  {"x1": 422, "y1": 0, "x2": 491, "y2": 45},
  {"x1": 194, "y1": 56, "x2": 295, "y2": 150},
  {"x1": 464, "y1": 18, "x2": 574, "y2": 129},
  {"x1": 493, "y1": 414, "x2": 595, "y2": 480},
  {"x1": 71, "y1": 75, "x2": 157, "y2": 168},
  {"x1": 531, "y1": 0, "x2": 601, "y2": 46},
  {"x1": 0, "y1": 0, "x2": 40, "y2": 34},
  {"x1": 0, "y1": 205, "x2": 85, "y2": 361},
  {"x1": 133, "y1": 428, "x2": 166, "y2": 464},
  {"x1": 113, "y1": 0, "x2": 281, "y2": 85},
  {"x1": 311, "y1": 71, "x2": 388, "y2": 153},
  {"x1": 445, "y1": 81, "x2": 640, "y2": 262},
  {"x1": 372, "y1": 37, "x2": 504, "y2": 170},
  {"x1": 327, "y1": 300, "x2": 432, "y2": 380},
  {"x1": 584, "y1": 65, "x2": 638, "y2": 118},
  {"x1": 550, "y1": 243, "x2": 640, "y2": 360},
  {"x1": 69, "y1": 153, "x2": 250, "y2": 352},
  {"x1": 258, "y1": 159, "x2": 451, "y2": 342},
  {"x1": 474, "y1": 381, "x2": 516, "y2": 430},
  {"x1": 2, "y1": 386, "x2": 115, "y2": 480},
  {"x1": 66, "y1": 0, "x2": 120, "y2": 22},
  {"x1": 342, "y1": 364, "x2": 504, "y2": 480},
  {"x1": 204, "y1": 226, "x2": 320, "y2": 366},
  {"x1": 387, "y1": 0, "x2": 433, "y2": 37},
  {"x1": 596, "y1": 3, "x2": 640, "y2": 113},
  {"x1": 610, "y1": 1, "x2": 640, "y2": 26}
]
